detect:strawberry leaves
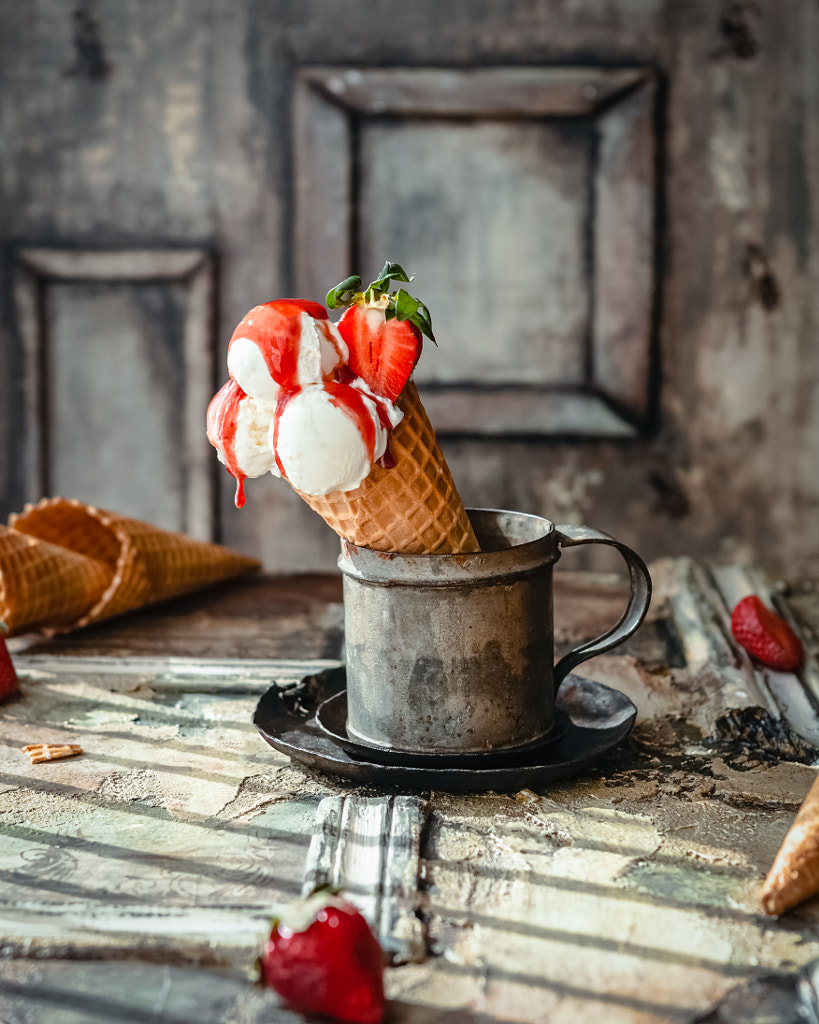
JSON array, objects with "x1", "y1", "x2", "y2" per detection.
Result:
[
  {"x1": 325, "y1": 274, "x2": 363, "y2": 310},
  {"x1": 326, "y1": 261, "x2": 436, "y2": 346}
]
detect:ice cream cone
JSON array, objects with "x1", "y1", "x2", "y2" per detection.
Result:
[
  {"x1": 0, "y1": 525, "x2": 111, "y2": 635},
  {"x1": 760, "y1": 773, "x2": 819, "y2": 915},
  {"x1": 10, "y1": 498, "x2": 261, "y2": 631},
  {"x1": 296, "y1": 381, "x2": 479, "y2": 554}
]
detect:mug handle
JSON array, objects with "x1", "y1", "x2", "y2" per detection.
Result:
[{"x1": 553, "y1": 525, "x2": 652, "y2": 690}]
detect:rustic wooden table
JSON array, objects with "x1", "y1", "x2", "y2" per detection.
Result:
[{"x1": 2, "y1": 564, "x2": 819, "y2": 1024}]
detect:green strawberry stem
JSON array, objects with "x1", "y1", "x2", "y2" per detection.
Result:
[{"x1": 326, "y1": 261, "x2": 436, "y2": 345}]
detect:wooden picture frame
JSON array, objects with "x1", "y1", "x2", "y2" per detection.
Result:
[
  {"x1": 13, "y1": 248, "x2": 216, "y2": 539},
  {"x1": 294, "y1": 66, "x2": 659, "y2": 438}
]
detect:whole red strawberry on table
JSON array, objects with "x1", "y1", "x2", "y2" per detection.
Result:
[
  {"x1": 0, "y1": 623, "x2": 19, "y2": 701},
  {"x1": 730, "y1": 595, "x2": 804, "y2": 671},
  {"x1": 258, "y1": 888, "x2": 386, "y2": 1023}
]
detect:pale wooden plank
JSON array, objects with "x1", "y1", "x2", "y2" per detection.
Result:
[
  {"x1": 711, "y1": 564, "x2": 819, "y2": 746},
  {"x1": 12, "y1": 259, "x2": 44, "y2": 503},
  {"x1": 300, "y1": 66, "x2": 649, "y2": 117},
  {"x1": 419, "y1": 387, "x2": 638, "y2": 437},
  {"x1": 9, "y1": 653, "x2": 342, "y2": 692},
  {"x1": 0, "y1": 960, "x2": 294, "y2": 1024},
  {"x1": 182, "y1": 255, "x2": 216, "y2": 540},
  {"x1": 666, "y1": 558, "x2": 779, "y2": 719},
  {"x1": 18, "y1": 248, "x2": 207, "y2": 281},
  {"x1": 293, "y1": 77, "x2": 351, "y2": 300},
  {"x1": 593, "y1": 76, "x2": 657, "y2": 419},
  {"x1": 303, "y1": 795, "x2": 430, "y2": 964}
]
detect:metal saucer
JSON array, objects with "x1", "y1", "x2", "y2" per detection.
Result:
[
  {"x1": 315, "y1": 690, "x2": 572, "y2": 768},
  {"x1": 252, "y1": 666, "x2": 637, "y2": 793}
]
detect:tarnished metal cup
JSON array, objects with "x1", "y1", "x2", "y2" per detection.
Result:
[{"x1": 338, "y1": 509, "x2": 652, "y2": 756}]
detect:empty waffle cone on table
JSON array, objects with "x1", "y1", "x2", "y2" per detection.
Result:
[
  {"x1": 0, "y1": 524, "x2": 110, "y2": 635},
  {"x1": 2, "y1": 498, "x2": 260, "y2": 635},
  {"x1": 761, "y1": 773, "x2": 819, "y2": 916}
]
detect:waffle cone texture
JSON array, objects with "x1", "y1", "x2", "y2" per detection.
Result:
[
  {"x1": 761, "y1": 773, "x2": 819, "y2": 915},
  {"x1": 298, "y1": 381, "x2": 479, "y2": 554},
  {"x1": 0, "y1": 525, "x2": 111, "y2": 634},
  {"x1": 4, "y1": 498, "x2": 260, "y2": 635}
]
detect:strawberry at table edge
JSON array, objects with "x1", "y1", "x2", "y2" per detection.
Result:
[
  {"x1": 258, "y1": 888, "x2": 386, "y2": 1024},
  {"x1": 327, "y1": 261, "x2": 436, "y2": 403},
  {"x1": 0, "y1": 622, "x2": 19, "y2": 700},
  {"x1": 730, "y1": 594, "x2": 804, "y2": 671}
]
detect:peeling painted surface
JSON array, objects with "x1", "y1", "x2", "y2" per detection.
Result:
[{"x1": 1, "y1": 569, "x2": 819, "y2": 1022}]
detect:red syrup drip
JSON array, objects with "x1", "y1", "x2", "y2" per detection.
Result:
[
  {"x1": 270, "y1": 388, "x2": 294, "y2": 479},
  {"x1": 218, "y1": 304, "x2": 403, "y2": 505},
  {"x1": 377, "y1": 442, "x2": 396, "y2": 470},
  {"x1": 315, "y1": 318, "x2": 347, "y2": 369},
  {"x1": 207, "y1": 380, "x2": 248, "y2": 508},
  {"x1": 323, "y1": 381, "x2": 377, "y2": 461},
  {"x1": 333, "y1": 365, "x2": 395, "y2": 434},
  {"x1": 228, "y1": 303, "x2": 308, "y2": 392}
]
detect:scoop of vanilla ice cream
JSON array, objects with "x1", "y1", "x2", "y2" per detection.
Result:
[
  {"x1": 231, "y1": 395, "x2": 280, "y2": 478},
  {"x1": 273, "y1": 383, "x2": 392, "y2": 495},
  {"x1": 228, "y1": 312, "x2": 346, "y2": 402},
  {"x1": 227, "y1": 337, "x2": 280, "y2": 404}
]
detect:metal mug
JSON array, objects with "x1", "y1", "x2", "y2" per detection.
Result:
[{"x1": 337, "y1": 508, "x2": 652, "y2": 755}]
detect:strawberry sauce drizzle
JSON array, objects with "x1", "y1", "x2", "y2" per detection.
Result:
[
  {"x1": 257, "y1": 310, "x2": 303, "y2": 391},
  {"x1": 218, "y1": 300, "x2": 404, "y2": 502},
  {"x1": 230, "y1": 300, "x2": 329, "y2": 392},
  {"x1": 270, "y1": 388, "x2": 295, "y2": 479},
  {"x1": 377, "y1": 443, "x2": 396, "y2": 470},
  {"x1": 324, "y1": 382, "x2": 377, "y2": 460},
  {"x1": 207, "y1": 380, "x2": 248, "y2": 508}
]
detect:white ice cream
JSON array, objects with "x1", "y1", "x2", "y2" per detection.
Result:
[
  {"x1": 212, "y1": 307, "x2": 400, "y2": 504},
  {"x1": 228, "y1": 312, "x2": 348, "y2": 403},
  {"x1": 227, "y1": 337, "x2": 280, "y2": 404},
  {"x1": 273, "y1": 383, "x2": 396, "y2": 495},
  {"x1": 230, "y1": 394, "x2": 280, "y2": 479}
]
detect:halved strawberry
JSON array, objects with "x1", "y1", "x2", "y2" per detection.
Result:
[
  {"x1": 336, "y1": 304, "x2": 420, "y2": 402},
  {"x1": 730, "y1": 595, "x2": 804, "y2": 671},
  {"x1": 327, "y1": 262, "x2": 434, "y2": 402}
]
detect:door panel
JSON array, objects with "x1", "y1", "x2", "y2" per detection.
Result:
[
  {"x1": 13, "y1": 248, "x2": 215, "y2": 538},
  {"x1": 294, "y1": 65, "x2": 657, "y2": 439},
  {"x1": 360, "y1": 118, "x2": 593, "y2": 385},
  {"x1": 1, "y1": 1, "x2": 817, "y2": 576}
]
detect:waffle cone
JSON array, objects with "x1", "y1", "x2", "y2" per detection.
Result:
[
  {"x1": 10, "y1": 498, "x2": 261, "y2": 631},
  {"x1": 297, "y1": 381, "x2": 479, "y2": 554},
  {"x1": 0, "y1": 525, "x2": 110, "y2": 635},
  {"x1": 761, "y1": 773, "x2": 819, "y2": 915}
]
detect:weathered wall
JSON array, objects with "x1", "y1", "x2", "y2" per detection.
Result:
[{"x1": 0, "y1": 1, "x2": 817, "y2": 575}]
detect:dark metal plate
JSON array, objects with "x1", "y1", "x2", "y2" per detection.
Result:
[
  {"x1": 252, "y1": 666, "x2": 637, "y2": 792},
  {"x1": 316, "y1": 690, "x2": 572, "y2": 768}
]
